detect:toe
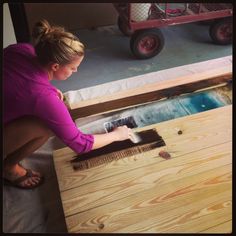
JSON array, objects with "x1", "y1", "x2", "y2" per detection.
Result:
[
  {"x1": 32, "y1": 170, "x2": 41, "y2": 178},
  {"x1": 29, "y1": 177, "x2": 40, "y2": 186},
  {"x1": 32, "y1": 177, "x2": 40, "y2": 185}
]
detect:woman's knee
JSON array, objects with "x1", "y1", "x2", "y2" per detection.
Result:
[
  {"x1": 5, "y1": 116, "x2": 53, "y2": 141},
  {"x1": 30, "y1": 117, "x2": 53, "y2": 139},
  {"x1": 3, "y1": 116, "x2": 53, "y2": 157},
  {"x1": 43, "y1": 127, "x2": 54, "y2": 139}
]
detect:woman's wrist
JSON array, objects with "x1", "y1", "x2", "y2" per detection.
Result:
[{"x1": 109, "y1": 131, "x2": 119, "y2": 142}]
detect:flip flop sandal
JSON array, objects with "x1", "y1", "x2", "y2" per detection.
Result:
[
  {"x1": 18, "y1": 163, "x2": 42, "y2": 178},
  {"x1": 3, "y1": 168, "x2": 44, "y2": 190}
]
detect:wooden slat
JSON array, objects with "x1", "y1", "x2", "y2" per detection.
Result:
[
  {"x1": 68, "y1": 66, "x2": 232, "y2": 119},
  {"x1": 118, "y1": 196, "x2": 231, "y2": 233},
  {"x1": 200, "y1": 220, "x2": 232, "y2": 233},
  {"x1": 65, "y1": 164, "x2": 231, "y2": 233},
  {"x1": 61, "y1": 141, "x2": 231, "y2": 216},
  {"x1": 117, "y1": 194, "x2": 231, "y2": 233},
  {"x1": 53, "y1": 105, "x2": 231, "y2": 191}
]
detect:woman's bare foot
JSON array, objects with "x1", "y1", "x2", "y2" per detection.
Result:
[{"x1": 3, "y1": 163, "x2": 42, "y2": 188}]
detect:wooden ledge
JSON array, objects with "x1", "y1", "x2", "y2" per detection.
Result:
[{"x1": 68, "y1": 65, "x2": 232, "y2": 120}]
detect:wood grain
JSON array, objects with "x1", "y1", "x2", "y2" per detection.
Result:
[
  {"x1": 54, "y1": 105, "x2": 231, "y2": 191},
  {"x1": 62, "y1": 142, "x2": 231, "y2": 216},
  {"x1": 53, "y1": 104, "x2": 232, "y2": 233},
  {"x1": 65, "y1": 165, "x2": 231, "y2": 233},
  {"x1": 200, "y1": 220, "x2": 232, "y2": 233}
]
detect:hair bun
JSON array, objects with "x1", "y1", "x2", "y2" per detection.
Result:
[
  {"x1": 32, "y1": 19, "x2": 51, "y2": 42},
  {"x1": 33, "y1": 19, "x2": 85, "y2": 65}
]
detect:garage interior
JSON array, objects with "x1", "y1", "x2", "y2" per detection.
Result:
[{"x1": 2, "y1": 3, "x2": 232, "y2": 233}]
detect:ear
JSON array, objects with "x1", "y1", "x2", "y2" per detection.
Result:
[{"x1": 51, "y1": 63, "x2": 60, "y2": 72}]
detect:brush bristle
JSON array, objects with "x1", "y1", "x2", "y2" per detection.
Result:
[{"x1": 130, "y1": 131, "x2": 142, "y2": 143}]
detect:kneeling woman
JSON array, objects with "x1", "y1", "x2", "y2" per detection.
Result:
[{"x1": 3, "y1": 19, "x2": 132, "y2": 189}]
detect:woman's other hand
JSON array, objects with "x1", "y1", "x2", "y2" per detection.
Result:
[{"x1": 56, "y1": 89, "x2": 64, "y2": 101}]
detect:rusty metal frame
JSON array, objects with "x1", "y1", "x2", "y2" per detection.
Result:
[{"x1": 113, "y1": 3, "x2": 232, "y2": 31}]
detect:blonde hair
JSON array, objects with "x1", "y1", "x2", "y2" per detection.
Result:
[{"x1": 32, "y1": 19, "x2": 84, "y2": 65}]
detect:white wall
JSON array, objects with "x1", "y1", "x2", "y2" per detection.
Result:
[{"x1": 3, "y1": 3, "x2": 16, "y2": 48}]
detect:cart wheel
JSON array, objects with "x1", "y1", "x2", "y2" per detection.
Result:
[
  {"x1": 130, "y1": 29, "x2": 164, "y2": 59},
  {"x1": 209, "y1": 17, "x2": 232, "y2": 45},
  {"x1": 118, "y1": 16, "x2": 133, "y2": 36}
]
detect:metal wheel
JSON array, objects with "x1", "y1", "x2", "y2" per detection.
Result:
[
  {"x1": 209, "y1": 17, "x2": 232, "y2": 45},
  {"x1": 118, "y1": 16, "x2": 133, "y2": 36},
  {"x1": 130, "y1": 28, "x2": 164, "y2": 59}
]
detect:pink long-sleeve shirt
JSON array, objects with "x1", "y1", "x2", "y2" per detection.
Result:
[{"x1": 3, "y1": 43, "x2": 94, "y2": 154}]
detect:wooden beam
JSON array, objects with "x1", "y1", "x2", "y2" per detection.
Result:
[{"x1": 68, "y1": 66, "x2": 232, "y2": 120}]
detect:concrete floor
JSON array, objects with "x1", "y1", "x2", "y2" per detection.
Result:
[
  {"x1": 3, "y1": 22, "x2": 232, "y2": 233},
  {"x1": 52, "y1": 22, "x2": 232, "y2": 92}
]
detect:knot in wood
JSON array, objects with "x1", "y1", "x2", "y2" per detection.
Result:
[
  {"x1": 178, "y1": 130, "x2": 183, "y2": 135},
  {"x1": 159, "y1": 150, "x2": 171, "y2": 160},
  {"x1": 98, "y1": 223, "x2": 105, "y2": 229}
]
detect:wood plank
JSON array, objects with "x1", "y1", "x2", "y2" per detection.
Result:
[
  {"x1": 55, "y1": 112, "x2": 231, "y2": 192},
  {"x1": 55, "y1": 135, "x2": 231, "y2": 192},
  {"x1": 68, "y1": 66, "x2": 232, "y2": 119},
  {"x1": 200, "y1": 220, "x2": 232, "y2": 233},
  {"x1": 65, "y1": 164, "x2": 231, "y2": 233},
  {"x1": 61, "y1": 141, "x2": 231, "y2": 216},
  {"x1": 54, "y1": 104, "x2": 231, "y2": 162},
  {"x1": 117, "y1": 196, "x2": 231, "y2": 233},
  {"x1": 117, "y1": 194, "x2": 231, "y2": 233},
  {"x1": 53, "y1": 105, "x2": 231, "y2": 191}
]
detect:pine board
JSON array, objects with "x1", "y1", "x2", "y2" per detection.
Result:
[
  {"x1": 200, "y1": 220, "x2": 232, "y2": 233},
  {"x1": 53, "y1": 105, "x2": 232, "y2": 233}
]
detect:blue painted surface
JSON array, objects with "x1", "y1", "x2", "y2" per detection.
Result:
[
  {"x1": 78, "y1": 86, "x2": 231, "y2": 136},
  {"x1": 130, "y1": 88, "x2": 230, "y2": 128},
  {"x1": 178, "y1": 90, "x2": 228, "y2": 115},
  {"x1": 133, "y1": 98, "x2": 189, "y2": 127}
]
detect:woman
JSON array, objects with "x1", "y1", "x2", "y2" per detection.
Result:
[{"x1": 3, "y1": 19, "x2": 131, "y2": 189}]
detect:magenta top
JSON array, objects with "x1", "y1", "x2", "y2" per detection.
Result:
[{"x1": 3, "y1": 43, "x2": 94, "y2": 154}]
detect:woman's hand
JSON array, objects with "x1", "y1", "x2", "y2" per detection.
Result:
[
  {"x1": 91, "y1": 125, "x2": 131, "y2": 150},
  {"x1": 56, "y1": 89, "x2": 64, "y2": 101},
  {"x1": 112, "y1": 125, "x2": 131, "y2": 141}
]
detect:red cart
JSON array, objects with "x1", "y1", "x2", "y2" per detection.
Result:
[{"x1": 113, "y1": 3, "x2": 233, "y2": 59}]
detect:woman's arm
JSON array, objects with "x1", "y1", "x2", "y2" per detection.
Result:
[
  {"x1": 34, "y1": 93, "x2": 132, "y2": 154},
  {"x1": 91, "y1": 126, "x2": 131, "y2": 150}
]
